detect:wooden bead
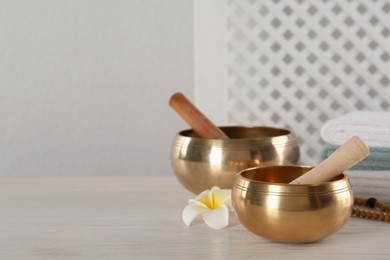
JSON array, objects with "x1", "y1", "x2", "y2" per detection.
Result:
[{"x1": 352, "y1": 197, "x2": 390, "y2": 222}]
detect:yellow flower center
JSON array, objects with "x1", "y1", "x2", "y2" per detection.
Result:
[{"x1": 200, "y1": 192, "x2": 223, "y2": 210}]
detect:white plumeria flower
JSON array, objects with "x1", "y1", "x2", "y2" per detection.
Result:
[{"x1": 182, "y1": 186, "x2": 233, "y2": 230}]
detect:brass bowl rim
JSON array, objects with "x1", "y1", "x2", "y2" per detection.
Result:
[
  {"x1": 173, "y1": 126, "x2": 299, "y2": 148},
  {"x1": 234, "y1": 165, "x2": 351, "y2": 196},
  {"x1": 178, "y1": 125, "x2": 292, "y2": 140}
]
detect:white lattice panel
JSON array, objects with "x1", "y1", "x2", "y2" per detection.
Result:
[{"x1": 226, "y1": 0, "x2": 390, "y2": 164}]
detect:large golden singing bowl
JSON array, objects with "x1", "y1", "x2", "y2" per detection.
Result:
[
  {"x1": 232, "y1": 165, "x2": 353, "y2": 243},
  {"x1": 171, "y1": 126, "x2": 300, "y2": 194}
]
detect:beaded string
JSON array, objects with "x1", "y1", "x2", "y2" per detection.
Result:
[{"x1": 352, "y1": 197, "x2": 390, "y2": 222}]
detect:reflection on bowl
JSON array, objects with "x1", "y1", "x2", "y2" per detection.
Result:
[
  {"x1": 171, "y1": 126, "x2": 300, "y2": 194},
  {"x1": 232, "y1": 165, "x2": 353, "y2": 243}
]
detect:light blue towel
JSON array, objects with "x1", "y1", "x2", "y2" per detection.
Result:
[{"x1": 322, "y1": 144, "x2": 390, "y2": 171}]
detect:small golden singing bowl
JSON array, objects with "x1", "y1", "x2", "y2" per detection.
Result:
[
  {"x1": 232, "y1": 165, "x2": 353, "y2": 243},
  {"x1": 170, "y1": 126, "x2": 300, "y2": 194}
]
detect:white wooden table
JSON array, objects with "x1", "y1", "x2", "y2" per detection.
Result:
[{"x1": 0, "y1": 176, "x2": 388, "y2": 259}]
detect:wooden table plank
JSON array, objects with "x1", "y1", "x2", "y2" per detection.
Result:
[{"x1": 0, "y1": 176, "x2": 388, "y2": 259}]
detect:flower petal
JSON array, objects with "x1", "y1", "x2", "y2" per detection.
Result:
[
  {"x1": 202, "y1": 204, "x2": 229, "y2": 230},
  {"x1": 193, "y1": 189, "x2": 213, "y2": 209},
  {"x1": 211, "y1": 187, "x2": 232, "y2": 210},
  {"x1": 182, "y1": 203, "x2": 210, "y2": 226},
  {"x1": 188, "y1": 198, "x2": 208, "y2": 208}
]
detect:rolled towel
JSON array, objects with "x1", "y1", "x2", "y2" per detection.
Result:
[
  {"x1": 322, "y1": 144, "x2": 390, "y2": 171},
  {"x1": 347, "y1": 170, "x2": 390, "y2": 203},
  {"x1": 321, "y1": 111, "x2": 390, "y2": 147}
]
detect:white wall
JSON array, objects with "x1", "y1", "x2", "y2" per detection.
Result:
[{"x1": 0, "y1": 0, "x2": 193, "y2": 176}]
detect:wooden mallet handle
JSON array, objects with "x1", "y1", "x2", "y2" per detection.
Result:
[
  {"x1": 169, "y1": 93, "x2": 229, "y2": 139},
  {"x1": 290, "y1": 136, "x2": 370, "y2": 185}
]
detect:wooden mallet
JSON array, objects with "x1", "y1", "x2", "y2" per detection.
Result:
[
  {"x1": 169, "y1": 92, "x2": 229, "y2": 139},
  {"x1": 290, "y1": 136, "x2": 370, "y2": 184}
]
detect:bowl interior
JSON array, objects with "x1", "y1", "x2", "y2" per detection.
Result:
[
  {"x1": 240, "y1": 165, "x2": 345, "y2": 184},
  {"x1": 179, "y1": 126, "x2": 291, "y2": 139}
]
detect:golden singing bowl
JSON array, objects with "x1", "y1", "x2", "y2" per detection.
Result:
[
  {"x1": 170, "y1": 126, "x2": 300, "y2": 194},
  {"x1": 232, "y1": 165, "x2": 353, "y2": 243}
]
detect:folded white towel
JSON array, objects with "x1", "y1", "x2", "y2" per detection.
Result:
[
  {"x1": 321, "y1": 111, "x2": 390, "y2": 147},
  {"x1": 347, "y1": 170, "x2": 390, "y2": 203}
]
